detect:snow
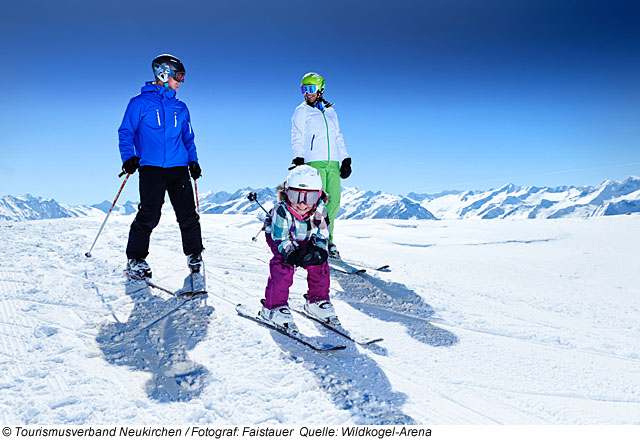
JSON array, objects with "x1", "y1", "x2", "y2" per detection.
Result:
[{"x1": 0, "y1": 213, "x2": 639, "y2": 424}]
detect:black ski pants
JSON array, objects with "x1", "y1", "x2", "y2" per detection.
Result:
[{"x1": 126, "y1": 166, "x2": 203, "y2": 259}]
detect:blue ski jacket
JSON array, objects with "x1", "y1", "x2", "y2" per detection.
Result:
[{"x1": 118, "y1": 82, "x2": 198, "y2": 167}]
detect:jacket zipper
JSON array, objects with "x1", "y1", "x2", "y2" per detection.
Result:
[
  {"x1": 322, "y1": 111, "x2": 330, "y2": 161},
  {"x1": 311, "y1": 134, "x2": 315, "y2": 150},
  {"x1": 174, "y1": 112, "x2": 177, "y2": 128},
  {"x1": 160, "y1": 106, "x2": 166, "y2": 166},
  {"x1": 156, "y1": 109, "x2": 161, "y2": 127}
]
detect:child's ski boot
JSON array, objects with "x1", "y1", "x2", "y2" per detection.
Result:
[
  {"x1": 260, "y1": 304, "x2": 299, "y2": 333},
  {"x1": 304, "y1": 299, "x2": 340, "y2": 326}
]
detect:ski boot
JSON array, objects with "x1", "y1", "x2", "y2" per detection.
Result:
[
  {"x1": 304, "y1": 299, "x2": 340, "y2": 326},
  {"x1": 187, "y1": 253, "x2": 203, "y2": 273},
  {"x1": 328, "y1": 243, "x2": 341, "y2": 260},
  {"x1": 186, "y1": 253, "x2": 206, "y2": 294},
  {"x1": 260, "y1": 302, "x2": 299, "y2": 333},
  {"x1": 125, "y1": 258, "x2": 152, "y2": 280}
]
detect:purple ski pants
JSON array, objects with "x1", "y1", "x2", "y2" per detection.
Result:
[{"x1": 263, "y1": 235, "x2": 330, "y2": 310}]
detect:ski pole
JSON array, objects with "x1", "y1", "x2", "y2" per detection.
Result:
[
  {"x1": 251, "y1": 227, "x2": 264, "y2": 242},
  {"x1": 247, "y1": 192, "x2": 271, "y2": 217},
  {"x1": 194, "y1": 179, "x2": 200, "y2": 214},
  {"x1": 85, "y1": 173, "x2": 131, "y2": 258},
  {"x1": 247, "y1": 192, "x2": 270, "y2": 242}
]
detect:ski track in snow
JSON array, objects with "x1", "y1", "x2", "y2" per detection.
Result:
[{"x1": 0, "y1": 214, "x2": 639, "y2": 424}]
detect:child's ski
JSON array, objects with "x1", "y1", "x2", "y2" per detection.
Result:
[
  {"x1": 235, "y1": 304, "x2": 346, "y2": 351},
  {"x1": 293, "y1": 308, "x2": 383, "y2": 346},
  {"x1": 328, "y1": 259, "x2": 366, "y2": 275},
  {"x1": 329, "y1": 257, "x2": 390, "y2": 272}
]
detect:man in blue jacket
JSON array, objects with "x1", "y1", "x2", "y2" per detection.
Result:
[{"x1": 118, "y1": 54, "x2": 203, "y2": 279}]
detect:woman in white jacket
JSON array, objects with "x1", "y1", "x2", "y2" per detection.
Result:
[{"x1": 291, "y1": 72, "x2": 352, "y2": 259}]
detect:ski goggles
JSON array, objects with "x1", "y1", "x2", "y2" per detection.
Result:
[
  {"x1": 172, "y1": 72, "x2": 186, "y2": 83},
  {"x1": 300, "y1": 84, "x2": 320, "y2": 95},
  {"x1": 287, "y1": 188, "x2": 321, "y2": 205}
]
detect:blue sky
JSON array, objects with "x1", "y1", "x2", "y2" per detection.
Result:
[{"x1": 1, "y1": 0, "x2": 639, "y2": 204}]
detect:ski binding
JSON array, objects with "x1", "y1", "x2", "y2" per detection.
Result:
[{"x1": 235, "y1": 304, "x2": 346, "y2": 351}]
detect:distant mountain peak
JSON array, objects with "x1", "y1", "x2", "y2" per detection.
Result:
[{"x1": 2, "y1": 176, "x2": 639, "y2": 222}]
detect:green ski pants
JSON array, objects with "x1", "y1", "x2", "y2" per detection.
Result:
[{"x1": 307, "y1": 160, "x2": 341, "y2": 242}]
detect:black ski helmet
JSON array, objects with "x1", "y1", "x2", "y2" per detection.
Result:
[{"x1": 152, "y1": 54, "x2": 186, "y2": 83}]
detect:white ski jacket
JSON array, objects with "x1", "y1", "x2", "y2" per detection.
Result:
[{"x1": 291, "y1": 102, "x2": 349, "y2": 163}]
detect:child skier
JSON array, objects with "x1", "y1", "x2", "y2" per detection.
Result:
[{"x1": 260, "y1": 165, "x2": 338, "y2": 332}]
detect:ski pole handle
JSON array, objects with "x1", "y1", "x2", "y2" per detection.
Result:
[{"x1": 247, "y1": 192, "x2": 271, "y2": 217}]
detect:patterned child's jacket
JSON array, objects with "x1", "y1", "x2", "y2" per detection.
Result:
[{"x1": 265, "y1": 200, "x2": 331, "y2": 256}]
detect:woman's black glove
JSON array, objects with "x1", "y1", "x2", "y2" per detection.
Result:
[
  {"x1": 340, "y1": 158, "x2": 352, "y2": 179},
  {"x1": 122, "y1": 156, "x2": 140, "y2": 175},
  {"x1": 189, "y1": 161, "x2": 202, "y2": 180},
  {"x1": 289, "y1": 157, "x2": 305, "y2": 170}
]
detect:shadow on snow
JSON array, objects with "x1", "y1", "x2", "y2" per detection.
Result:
[
  {"x1": 270, "y1": 332, "x2": 416, "y2": 425},
  {"x1": 331, "y1": 267, "x2": 458, "y2": 347},
  {"x1": 96, "y1": 281, "x2": 213, "y2": 402}
]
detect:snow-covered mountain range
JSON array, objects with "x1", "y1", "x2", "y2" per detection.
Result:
[{"x1": 2, "y1": 177, "x2": 639, "y2": 222}]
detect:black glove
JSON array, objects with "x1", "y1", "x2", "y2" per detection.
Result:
[
  {"x1": 340, "y1": 158, "x2": 352, "y2": 179},
  {"x1": 288, "y1": 157, "x2": 305, "y2": 170},
  {"x1": 285, "y1": 247, "x2": 306, "y2": 267},
  {"x1": 189, "y1": 161, "x2": 202, "y2": 180},
  {"x1": 303, "y1": 245, "x2": 328, "y2": 266},
  {"x1": 122, "y1": 156, "x2": 140, "y2": 175}
]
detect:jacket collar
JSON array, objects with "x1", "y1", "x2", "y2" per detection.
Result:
[
  {"x1": 141, "y1": 81, "x2": 176, "y2": 99},
  {"x1": 286, "y1": 203, "x2": 317, "y2": 222}
]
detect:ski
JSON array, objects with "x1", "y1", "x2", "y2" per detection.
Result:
[
  {"x1": 293, "y1": 308, "x2": 383, "y2": 346},
  {"x1": 144, "y1": 280, "x2": 177, "y2": 296},
  {"x1": 174, "y1": 272, "x2": 208, "y2": 297},
  {"x1": 330, "y1": 256, "x2": 390, "y2": 272},
  {"x1": 126, "y1": 273, "x2": 207, "y2": 297},
  {"x1": 328, "y1": 259, "x2": 366, "y2": 275},
  {"x1": 235, "y1": 304, "x2": 346, "y2": 351}
]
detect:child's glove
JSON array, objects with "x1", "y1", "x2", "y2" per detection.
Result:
[
  {"x1": 300, "y1": 245, "x2": 328, "y2": 267},
  {"x1": 285, "y1": 245, "x2": 328, "y2": 267},
  {"x1": 285, "y1": 247, "x2": 306, "y2": 267}
]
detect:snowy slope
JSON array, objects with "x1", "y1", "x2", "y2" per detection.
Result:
[{"x1": 0, "y1": 213, "x2": 639, "y2": 424}]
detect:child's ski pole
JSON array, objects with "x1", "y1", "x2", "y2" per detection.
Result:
[
  {"x1": 247, "y1": 192, "x2": 270, "y2": 217},
  {"x1": 247, "y1": 192, "x2": 270, "y2": 242}
]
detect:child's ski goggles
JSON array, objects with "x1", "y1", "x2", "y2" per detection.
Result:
[
  {"x1": 287, "y1": 188, "x2": 321, "y2": 205},
  {"x1": 300, "y1": 84, "x2": 320, "y2": 95}
]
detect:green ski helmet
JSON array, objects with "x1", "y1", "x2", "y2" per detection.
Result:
[{"x1": 300, "y1": 72, "x2": 325, "y2": 95}]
